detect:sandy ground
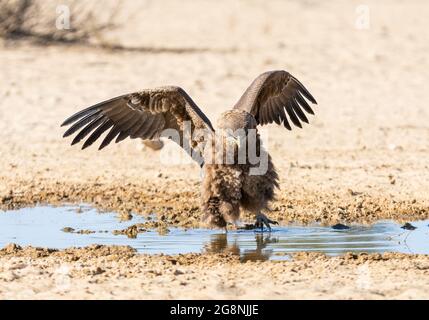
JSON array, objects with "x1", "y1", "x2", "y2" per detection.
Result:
[
  {"x1": 1, "y1": 244, "x2": 429, "y2": 299},
  {"x1": 0, "y1": 0, "x2": 429, "y2": 299}
]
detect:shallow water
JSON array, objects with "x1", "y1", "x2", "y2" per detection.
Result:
[{"x1": 0, "y1": 206, "x2": 428, "y2": 261}]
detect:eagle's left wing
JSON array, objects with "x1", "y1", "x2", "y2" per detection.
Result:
[{"x1": 233, "y1": 70, "x2": 317, "y2": 129}]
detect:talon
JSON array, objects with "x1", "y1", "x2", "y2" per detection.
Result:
[{"x1": 254, "y1": 213, "x2": 277, "y2": 232}]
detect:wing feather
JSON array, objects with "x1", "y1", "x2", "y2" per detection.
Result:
[
  {"x1": 295, "y1": 91, "x2": 314, "y2": 115},
  {"x1": 71, "y1": 114, "x2": 105, "y2": 145},
  {"x1": 63, "y1": 110, "x2": 101, "y2": 138},
  {"x1": 99, "y1": 126, "x2": 121, "y2": 150},
  {"x1": 290, "y1": 99, "x2": 309, "y2": 124},
  {"x1": 285, "y1": 102, "x2": 302, "y2": 128},
  {"x1": 234, "y1": 70, "x2": 317, "y2": 130},
  {"x1": 82, "y1": 119, "x2": 114, "y2": 150},
  {"x1": 61, "y1": 87, "x2": 214, "y2": 166}
]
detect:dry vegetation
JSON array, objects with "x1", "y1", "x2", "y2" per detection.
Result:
[{"x1": 0, "y1": 0, "x2": 122, "y2": 44}]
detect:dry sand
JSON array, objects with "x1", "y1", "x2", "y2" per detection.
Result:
[
  {"x1": 1, "y1": 244, "x2": 429, "y2": 299},
  {"x1": 0, "y1": 0, "x2": 428, "y2": 299}
]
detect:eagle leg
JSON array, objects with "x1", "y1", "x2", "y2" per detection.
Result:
[{"x1": 254, "y1": 212, "x2": 278, "y2": 231}]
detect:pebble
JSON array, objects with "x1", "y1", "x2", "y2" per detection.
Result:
[
  {"x1": 401, "y1": 223, "x2": 417, "y2": 230},
  {"x1": 331, "y1": 223, "x2": 350, "y2": 230}
]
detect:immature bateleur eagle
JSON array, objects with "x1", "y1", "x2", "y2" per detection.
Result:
[{"x1": 61, "y1": 70, "x2": 317, "y2": 230}]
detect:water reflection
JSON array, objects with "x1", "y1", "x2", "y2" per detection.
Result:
[
  {"x1": 0, "y1": 206, "x2": 428, "y2": 261},
  {"x1": 202, "y1": 222, "x2": 429, "y2": 261},
  {"x1": 240, "y1": 234, "x2": 278, "y2": 262},
  {"x1": 205, "y1": 233, "x2": 279, "y2": 262}
]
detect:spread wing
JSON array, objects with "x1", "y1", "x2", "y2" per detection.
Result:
[
  {"x1": 233, "y1": 70, "x2": 317, "y2": 129},
  {"x1": 61, "y1": 86, "x2": 215, "y2": 166}
]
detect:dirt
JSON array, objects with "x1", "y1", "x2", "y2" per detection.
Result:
[
  {"x1": 2, "y1": 180, "x2": 428, "y2": 229},
  {"x1": 1, "y1": 0, "x2": 429, "y2": 299},
  {"x1": 61, "y1": 226, "x2": 96, "y2": 234},
  {"x1": 1, "y1": 244, "x2": 429, "y2": 299}
]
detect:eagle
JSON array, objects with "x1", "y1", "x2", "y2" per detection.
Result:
[{"x1": 61, "y1": 70, "x2": 317, "y2": 230}]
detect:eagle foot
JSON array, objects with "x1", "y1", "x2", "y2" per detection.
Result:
[{"x1": 254, "y1": 213, "x2": 278, "y2": 231}]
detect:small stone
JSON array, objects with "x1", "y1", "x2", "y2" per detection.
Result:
[
  {"x1": 61, "y1": 227, "x2": 75, "y2": 233},
  {"x1": 331, "y1": 223, "x2": 350, "y2": 230},
  {"x1": 174, "y1": 269, "x2": 184, "y2": 276},
  {"x1": 93, "y1": 267, "x2": 104, "y2": 275},
  {"x1": 3, "y1": 243, "x2": 22, "y2": 253},
  {"x1": 157, "y1": 225, "x2": 170, "y2": 235},
  {"x1": 112, "y1": 225, "x2": 140, "y2": 238},
  {"x1": 117, "y1": 210, "x2": 133, "y2": 222},
  {"x1": 9, "y1": 263, "x2": 27, "y2": 270},
  {"x1": 401, "y1": 223, "x2": 417, "y2": 230},
  {"x1": 348, "y1": 189, "x2": 358, "y2": 196},
  {"x1": 0, "y1": 271, "x2": 18, "y2": 282},
  {"x1": 76, "y1": 229, "x2": 95, "y2": 234}
]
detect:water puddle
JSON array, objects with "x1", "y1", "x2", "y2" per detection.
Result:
[{"x1": 1, "y1": 206, "x2": 428, "y2": 261}]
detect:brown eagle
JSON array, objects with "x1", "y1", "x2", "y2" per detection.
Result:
[{"x1": 61, "y1": 70, "x2": 317, "y2": 230}]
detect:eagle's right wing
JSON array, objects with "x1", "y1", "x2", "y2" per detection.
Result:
[{"x1": 61, "y1": 86, "x2": 215, "y2": 166}]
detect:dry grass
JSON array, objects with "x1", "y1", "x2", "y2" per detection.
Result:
[{"x1": 0, "y1": 0, "x2": 122, "y2": 44}]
